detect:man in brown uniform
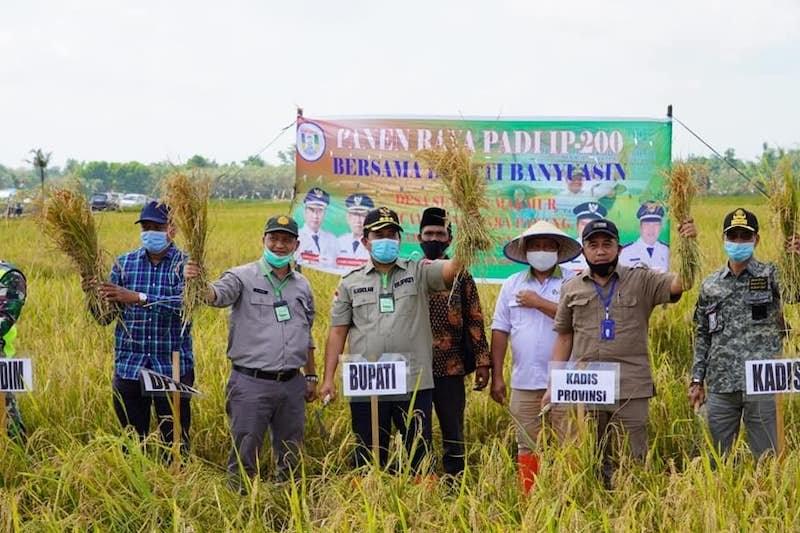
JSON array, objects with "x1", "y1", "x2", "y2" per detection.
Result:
[{"x1": 543, "y1": 217, "x2": 696, "y2": 486}]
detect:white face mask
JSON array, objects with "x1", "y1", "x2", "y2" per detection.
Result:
[{"x1": 527, "y1": 251, "x2": 558, "y2": 272}]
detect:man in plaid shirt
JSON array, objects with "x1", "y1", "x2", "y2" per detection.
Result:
[{"x1": 85, "y1": 201, "x2": 193, "y2": 452}]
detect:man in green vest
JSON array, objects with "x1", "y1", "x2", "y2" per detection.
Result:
[{"x1": 0, "y1": 260, "x2": 27, "y2": 438}]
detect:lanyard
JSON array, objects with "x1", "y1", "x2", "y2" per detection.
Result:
[
  {"x1": 260, "y1": 259, "x2": 290, "y2": 298},
  {"x1": 592, "y1": 278, "x2": 617, "y2": 319},
  {"x1": 380, "y1": 272, "x2": 390, "y2": 291}
]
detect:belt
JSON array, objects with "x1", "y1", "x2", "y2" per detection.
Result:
[{"x1": 233, "y1": 365, "x2": 299, "y2": 382}]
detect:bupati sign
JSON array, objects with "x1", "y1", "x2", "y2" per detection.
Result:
[{"x1": 295, "y1": 115, "x2": 672, "y2": 281}]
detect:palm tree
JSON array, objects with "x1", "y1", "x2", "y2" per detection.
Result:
[{"x1": 27, "y1": 148, "x2": 52, "y2": 197}]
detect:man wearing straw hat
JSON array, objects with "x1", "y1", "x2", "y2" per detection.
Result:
[
  {"x1": 186, "y1": 215, "x2": 317, "y2": 486},
  {"x1": 543, "y1": 216, "x2": 697, "y2": 487},
  {"x1": 689, "y1": 208, "x2": 800, "y2": 459},
  {"x1": 489, "y1": 221, "x2": 582, "y2": 493},
  {"x1": 0, "y1": 260, "x2": 27, "y2": 439},
  {"x1": 319, "y1": 206, "x2": 465, "y2": 472},
  {"x1": 418, "y1": 206, "x2": 490, "y2": 478},
  {"x1": 85, "y1": 201, "x2": 194, "y2": 452}
]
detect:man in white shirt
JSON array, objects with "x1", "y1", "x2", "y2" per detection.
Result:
[
  {"x1": 563, "y1": 202, "x2": 607, "y2": 275},
  {"x1": 296, "y1": 188, "x2": 338, "y2": 269},
  {"x1": 489, "y1": 220, "x2": 582, "y2": 493},
  {"x1": 620, "y1": 201, "x2": 670, "y2": 272},
  {"x1": 335, "y1": 193, "x2": 373, "y2": 270}
]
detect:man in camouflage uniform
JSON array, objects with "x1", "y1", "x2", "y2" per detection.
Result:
[
  {"x1": 690, "y1": 208, "x2": 800, "y2": 458},
  {"x1": 0, "y1": 260, "x2": 27, "y2": 438}
]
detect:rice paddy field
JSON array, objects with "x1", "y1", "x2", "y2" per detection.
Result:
[{"x1": 2, "y1": 196, "x2": 800, "y2": 532}]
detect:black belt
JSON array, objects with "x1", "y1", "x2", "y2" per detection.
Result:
[{"x1": 233, "y1": 365, "x2": 299, "y2": 382}]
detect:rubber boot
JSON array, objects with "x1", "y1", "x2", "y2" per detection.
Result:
[{"x1": 517, "y1": 452, "x2": 540, "y2": 494}]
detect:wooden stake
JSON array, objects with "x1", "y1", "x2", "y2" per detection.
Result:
[
  {"x1": 171, "y1": 351, "x2": 181, "y2": 463},
  {"x1": 0, "y1": 391, "x2": 6, "y2": 438},
  {"x1": 776, "y1": 394, "x2": 785, "y2": 458},
  {"x1": 370, "y1": 395, "x2": 379, "y2": 466}
]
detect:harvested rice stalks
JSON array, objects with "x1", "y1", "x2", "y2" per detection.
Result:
[
  {"x1": 162, "y1": 172, "x2": 210, "y2": 323},
  {"x1": 765, "y1": 157, "x2": 800, "y2": 309},
  {"x1": 418, "y1": 132, "x2": 492, "y2": 270},
  {"x1": 668, "y1": 163, "x2": 701, "y2": 289},
  {"x1": 40, "y1": 187, "x2": 114, "y2": 321}
]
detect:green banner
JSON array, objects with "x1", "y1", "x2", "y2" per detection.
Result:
[{"x1": 294, "y1": 116, "x2": 672, "y2": 281}]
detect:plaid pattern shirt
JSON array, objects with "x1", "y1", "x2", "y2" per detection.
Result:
[
  {"x1": 428, "y1": 271, "x2": 491, "y2": 377},
  {"x1": 110, "y1": 244, "x2": 193, "y2": 380}
]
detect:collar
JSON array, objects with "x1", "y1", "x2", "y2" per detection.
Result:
[
  {"x1": 364, "y1": 258, "x2": 408, "y2": 275},
  {"x1": 138, "y1": 242, "x2": 177, "y2": 260},
  {"x1": 526, "y1": 265, "x2": 563, "y2": 281},
  {"x1": 721, "y1": 257, "x2": 762, "y2": 278},
  {"x1": 580, "y1": 262, "x2": 623, "y2": 283},
  {"x1": 259, "y1": 257, "x2": 294, "y2": 279}
]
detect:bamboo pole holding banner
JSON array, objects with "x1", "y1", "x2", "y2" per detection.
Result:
[
  {"x1": 171, "y1": 351, "x2": 182, "y2": 463},
  {"x1": 0, "y1": 391, "x2": 6, "y2": 437},
  {"x1": 371, "y1": 395, "x2": 380, "y2": 466}
]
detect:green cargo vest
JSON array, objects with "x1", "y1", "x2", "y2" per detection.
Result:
[{"x1": 0, "y1": 262, "x2": 23, "y2": 357}]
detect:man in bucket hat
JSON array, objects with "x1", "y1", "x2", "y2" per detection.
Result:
[{"x1": 489, "y1": 220, "x2": 582, "y2": 493}]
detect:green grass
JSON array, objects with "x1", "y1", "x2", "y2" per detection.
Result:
[{"x1": 1, "y1": 198, "x2": 799, "y2": 531}]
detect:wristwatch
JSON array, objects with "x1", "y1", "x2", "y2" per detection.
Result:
[
  {"x1": 305, "y1": 374, "x2": 318, "y2": 383},
  {"x1": 138, "y1": 292, "x2": 147, "y2": 305}
]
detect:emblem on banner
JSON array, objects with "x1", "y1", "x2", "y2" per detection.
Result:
[{"x1": 297, "y1": 122, "x2": 326, "y2": 162}]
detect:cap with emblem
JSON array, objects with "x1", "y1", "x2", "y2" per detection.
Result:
[
  {"x1": 345, "y1": 193, "x2": 374, "y2": 213},
  {"x1": 636, "y1": 201, "x2": 665, "y2": 222},
  {"x1": 264, "y1": 215, "x2": 299, "y2": 236},
  {"x1": 573, "y1": 201, "x2": 608, "y2": 221},
  {"x1": 582, "y1": 218, "x2": 620, "y2": 241},
  {"x1": 363, "y1": 207, "x2": 403, "y2": 234},
  {"x1": 303, "y1": 188, "x2": 330, "y2": 207},
  {"x1": 135, "y1": 201, "x2": 170, "y2": 225},
  {"x1": 419, "y1": 207, "x2": 452, "y2": 232},
  {"x1": 723, "y1": 208, "x2": 759, "y2": 234}
]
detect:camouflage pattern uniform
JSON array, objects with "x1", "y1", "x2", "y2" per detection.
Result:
[
  {"x1": 0, "y1": 261, "x2": 27, "y2": 439},
  {"x1": 692, "y1": 258, "x2": 786, "y2": 457}
]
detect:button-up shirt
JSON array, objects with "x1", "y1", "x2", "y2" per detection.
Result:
[
  {"x1": 110, "y1": 244, "x2": 193, "y2": 380},
  {"x1": 210, "y1": 259, "x2": 315, "y2": 371},
  {"x1": 429, "y1": 270, "x2": 490, "y2": 377},
  {"x1": 553, "y1": 265, "x2": 674, "y2": 398},
  {"x1": 692, "y1": 258, "x2": 787, "y2": 393},
  {"x1": 492, "y1": 267, "x2": 573, "y2": 390},
  {"x1": 331, "y1": 258, "x2": 446, "y2": 391}
]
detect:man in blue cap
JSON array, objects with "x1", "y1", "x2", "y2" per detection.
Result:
[
  {"x1": 620, "y1": 201, "x2": 670, "y2": 272},
  {"x1": 563, "y1": 202, "x2": 607, "y2": 275},
  {"x1": 83, "y1": 201, "x2": 194, "y2": 452},
  {"x1": 335, "y1": 193, "x2": 374, "y2": 270},
  {"x1": 296, "y1": 188, "x2": 337, "y2": 269}
]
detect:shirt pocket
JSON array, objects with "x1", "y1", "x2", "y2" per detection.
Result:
[
  {"x1": 249, "y1": 293, "x2": 273, "y2": 320},
  {"x1": 393, "y1": 284, "x2": 418, "y2": 316},
  {"x1": 700, "y1": 302, "x2": 725, "y2": 334},
  {"x1": 567, "y1": 295, "x2": 593, "y2": 324},
  {"x1": 615, "y1": 294, "x2": 639, "y2": 321},
  {"x1": 352, "y1": 292, "x2": 377, "y2": 325}
]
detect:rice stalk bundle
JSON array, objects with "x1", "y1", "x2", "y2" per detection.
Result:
[
  {"x1": 417, "y1": 132, "x2": 492, "y2": 270},
  {"x1": 668, "y1": 162, "x2": 701, "y2": 289},
  {"x1": 40, "y1": 187, "x2": 114, "y2": 321},
  {"x1": 162, "y1": 172, "x2": 210, "y2": 323},
  {"x1": 766, "y1": 157, "x2": 800, "y2": 314}
]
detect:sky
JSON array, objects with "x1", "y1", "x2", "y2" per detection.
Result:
[{"x1": 1, "y1": 0, "x2": 798, "y2": 169}]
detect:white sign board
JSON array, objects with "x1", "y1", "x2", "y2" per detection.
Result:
[
  {"x1": 550, "y1": 362, "x2": 618, "y2": 405},
  {"x1": 342, "y1": 361, "x2": 407, "y2": 397},
  {"x1": 140, "y1": 369, "x2": 201, "y2": 397},
  {"x1": 745, "y1": 358, "x2": 800, "y2": 395},
  {"x1": 0, "y1": 358, "x2": 33, "y2": 392}
]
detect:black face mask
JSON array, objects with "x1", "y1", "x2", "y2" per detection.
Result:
[
  {"x1": 586, "y1": 255, "x2": 619, "y2": 277},
  {"x1": 420, "y1": 240, "x2": 449, "y2": 260}
]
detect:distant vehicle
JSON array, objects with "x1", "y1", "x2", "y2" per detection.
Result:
[
  {"x1": 120, "y1": 193, "x2": 149, "y2": 208},
  {"x1": 90, "y1": 192, "x2": 121, "y2": 211}
]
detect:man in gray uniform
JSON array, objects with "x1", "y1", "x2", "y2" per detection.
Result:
[
  {"x1": 318, "y1": 207, "x2": 464, "y2": 472},
  {"x1": 186, "y1": 215, "x2": 317, "y2": 484}
]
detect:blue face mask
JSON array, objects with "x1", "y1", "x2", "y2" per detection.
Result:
[
  {"x1": 370, "y1": 238, "x2": 400, "y2": 264},
  {"x1": 724, "y1": 240, "x2": 755, "y2": 262},
  {"x1": 263, "y1": 248, "x2": 292, "y2": 268},
  {"x1": 141, "y1": 231, "x2": 169, "y2": 253}
]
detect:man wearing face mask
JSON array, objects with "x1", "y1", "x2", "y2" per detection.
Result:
[
  {"x1": 543, "y1": 216, "x2": 697, "y2": 487},
  {"x1": 85, "y1": 201, "x2": 194, "y2": 451},
  {"x1": 418, "y1": 207, "x2": 490, "y2": 477},
  {"x1": 185, "y1": 215, "x2": 316, "y2": 486},
  {"x1": 319, "y1": 207, "x2": 465, "y2": 472},
  {"x1": 489, "y1": 221, "x2": 582, "y2": 493},
  {"x1": 689, "y1": 208, "x2": 800, "y2": 459}
]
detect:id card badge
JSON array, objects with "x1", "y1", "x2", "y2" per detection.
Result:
[
  {"x1": 274, "y1": 300, "x2": 291, "y2": 322},
  {"x1": 379, "y1": 293, "x2": 395, "y2": 313},
  {"x1": 601, "y1": 319, "x2": 616, "y2": 340}
]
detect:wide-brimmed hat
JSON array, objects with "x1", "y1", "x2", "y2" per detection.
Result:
[{"x1": 503, "y1": 220, "x2": 582, "y2": 265}]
